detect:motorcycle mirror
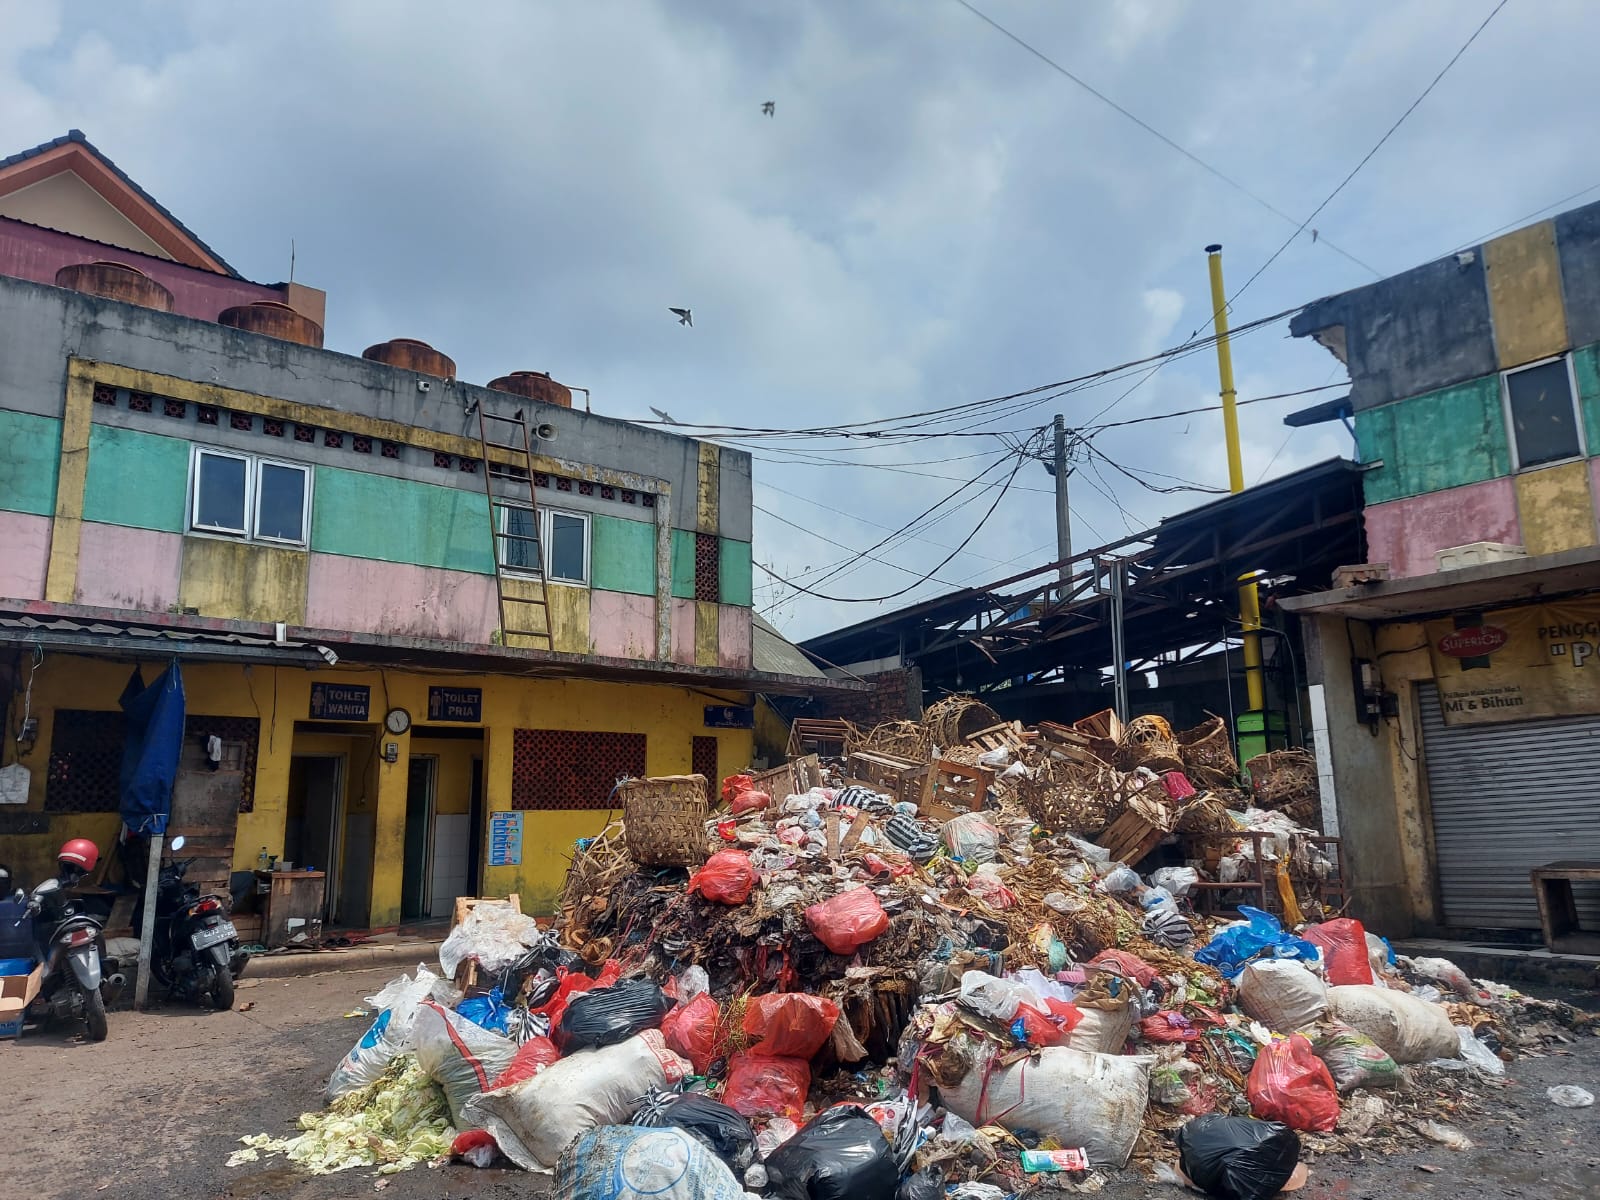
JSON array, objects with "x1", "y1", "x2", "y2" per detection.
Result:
[
  {"x1": 34, "y1": 878, "x2": 61, "y2": 896},
  {"x1": 9, "y1": 888, "x2": 21, "y2": 906},
  {"x1": 170, "y1": 835, "x2": 186, "y2": 852}
]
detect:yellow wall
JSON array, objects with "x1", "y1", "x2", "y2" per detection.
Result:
[
  {"x1": 0, "y1": 652, "x2": 753, "y2": 923},
  {"x1": 1514, "y1": 460, "x2": 1597, "y2": 556},
  {"x1": 410, "y1": 736, "x2": 479, "y2": 816},
  {"x1": 178, "y1": 538, "x2": 310, "y2": 624},
  {"x1": 1485, "y1": 221, "x2": 1568, "y2": 369}
]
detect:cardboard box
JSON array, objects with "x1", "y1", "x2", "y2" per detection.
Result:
[{"x1": 0, "y1": 963, "x2": 42, "y2": 1039}]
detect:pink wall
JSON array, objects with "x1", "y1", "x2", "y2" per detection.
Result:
[
  {"x1": 0, "y1": 511, "x2": 51, "y2": 599},
  {"x1": 1364, "y1": 477, "x2": 1521, "y2": 578},
  {"x1": 74, "y1": 523, "x2": 181, "y2": 610},
  {"x1": 718, "y1": 604, "x2": 752, "y2": 669},
  {"x1": 0, "y1": 218, "x2": 285, "y2": 322},
  {"x1": 670, "y1": 598, "x2": 696, "y2": 665},
  {"x1": 590, "y1": 590, "x2": 656, "y2": 659},
  {"x1": 306, "y1": 556, "x2": 499, "y2": 643}
]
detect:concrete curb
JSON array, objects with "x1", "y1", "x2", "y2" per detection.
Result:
[
  {"x1": 1395, "y1": 938, "x2": 1600, "y2": 990},
  {"x1": 241, "y1": 940, "x2": 445, "y2": 980}
]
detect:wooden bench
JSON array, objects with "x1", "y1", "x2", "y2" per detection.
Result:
[{"x1": 1531, "y1": 862, "x2": 1600, "y2": 955}]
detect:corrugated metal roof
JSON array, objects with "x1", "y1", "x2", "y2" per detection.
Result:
[{"x1": 753, "y1": 614, "x2": 825, "y2": 680}]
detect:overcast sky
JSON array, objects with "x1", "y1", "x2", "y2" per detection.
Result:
[{"x1": 5, "y1": 1, "x2": 1595, "y2": 640}]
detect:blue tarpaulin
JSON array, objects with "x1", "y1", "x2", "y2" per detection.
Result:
[{"x1": 119, "y1": 661, "x2": 185, "y2": 836}]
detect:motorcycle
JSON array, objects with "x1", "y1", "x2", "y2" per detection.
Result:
[
  {"x1": 2, "y1": 866, "x2": 121, "y2": 1042},
  {"x1": 132, "y1": 835, "x2": 245, "y2": 1009}
]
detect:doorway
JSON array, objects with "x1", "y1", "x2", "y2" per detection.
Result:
[
  {"x1": 285, "y1": 753, "x2": 345, "y2": 924},
  {"x1": 402, "y1": 757, "x2": 435, "y2": 922}
]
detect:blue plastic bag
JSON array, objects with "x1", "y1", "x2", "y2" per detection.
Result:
[
  {"x1": 458, "y1": 986, "x2": 512, "y2": 1034},
  {"x1": 1195, "y1": 906, "x2": 1320, "y2": 979}
]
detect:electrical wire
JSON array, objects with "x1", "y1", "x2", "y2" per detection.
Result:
[
  {"x1": 1449, "y1": 179, "x2": 1600, "y2": 255},
  {"x1": 753, "y1": 503, "x2": 974, "y2": 590},
  {"x1": 954, "y1": 0, "x2": 1380, "y2": 278}
]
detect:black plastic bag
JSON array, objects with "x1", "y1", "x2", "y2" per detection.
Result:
[
  {"x1": 764, "y1": 1106, "x2": 898, "y2": 1200},
  {"x1": 554, "y1": 978, "x2": 673, "y2": 1052},
  {"x1": 1176, "y1": 1115, "x2": 1302, "y2": 1200},
  {"x1": 632, "y1": 1089, "x2": 757, "y2": 1173},
  {"x1": 897, "y1": 1165, "x2": 944, "y2": 1200}
]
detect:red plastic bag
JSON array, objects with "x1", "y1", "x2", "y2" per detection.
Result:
[
  {"x1": 1088, "y1": 948, "x2": 1159, "y2": 989},
  {"x1": 742, "y1": 992, "x2": 841, "y2": 1059},
  {"x1": 534, "y1": 960, "x2": 622, "y2": 1029},
  {"x1": 862, "y1": 852, "x2": 913, "y2": 878},
  {"x1": 721, "y1": 774, "x2": 755, "y2": 803},
  {"x1": 688, "y1": 850, "x2": 757, "y2": 905},
  {"x1": 731, "y1": 789, "x2": 771, "y2": 815},
  {"x1": 662, "y1": 992, "x2": 722, "y2": 1074},
  {"x1": 721, "y1": 1052, "x2": 810, "y2": 1123},
  {"x1": 805, "y1": 886, "x2": 889, "y2": 955},
  {"x1": 451, "y1": 1128, "x2": 500, "y2": 1168},
  {"x1": 488, "y1": 1036, "x2": 561, "y2": 1089},
  {"x1": 1016, "y1": 997, "x2": 1083, "y2": 1046},
  {"x1": 1247, "y1": 1034, "x2": 1340, "y2": 1132},
  {"x1": 1301, "y1": 918, "x2": 1374, "y2": 986},
  {"x1": 1140, "y1": 1011, "x2": 1202, "y2": 1043}
]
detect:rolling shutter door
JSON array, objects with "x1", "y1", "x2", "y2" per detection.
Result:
[{"x1": 1418, "y1": 682, "x2": 1600, "y2": 930}]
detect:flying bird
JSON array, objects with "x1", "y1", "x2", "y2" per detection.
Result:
[
  {"x1": 762, "y1": 101, "x2": 775, "y2": 116},
  {"x1": 1311, "y1": 229, "x2": 1319, "y2": 243},
  {"x1": 649, "y1": 406, "x2": 679, "y2": 424},
  {"x1": 669, "y1": 307, "x2": 692, "y2": 326}
]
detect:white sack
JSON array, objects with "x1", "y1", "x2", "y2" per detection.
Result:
[
  {"x1": 1238, "y1": 959, "x2": 1329, "y2": 1034},
  {"x1": 462, "y1": 1030, "x2": 690, "y2": 1170},
  {"x1": 1326, "y1": 984, "x2": 1459, "y2": 1063},
  {"x1": 942, "y1": 1045, "x2": 1151, "y2": 1168}
]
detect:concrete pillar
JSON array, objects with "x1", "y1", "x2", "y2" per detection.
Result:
[{"x1": 368, "y1": 728, "x2": 410, "y2": 928}]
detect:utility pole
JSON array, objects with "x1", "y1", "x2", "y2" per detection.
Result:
[
  {"x1": 1051, "y1": 414, "x2": 1071, "y2": 585},
  {"x1": 1205, "y1": 244, "x2": 1266, "y2": 714}
]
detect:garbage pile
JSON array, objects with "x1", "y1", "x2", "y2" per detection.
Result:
[{"x1": 227, "y1": 700, "x2": 1596, "y2": 1198}]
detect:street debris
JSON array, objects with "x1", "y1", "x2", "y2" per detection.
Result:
[
  {"x1": 1547, "y1": 1084, "x2": 1596, "y2": 1108},
  {"x1": 224, "y1": 701, "x2": 1597, "y2": 1193}
]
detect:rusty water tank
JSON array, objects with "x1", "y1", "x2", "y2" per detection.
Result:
[
  {"x1": 55, "y1": 260, "x2": 174, "y2": 312},
  {"x1": 217, "y1": 300, "x2": 325, "y2": 348},
  {"x1": 487, "y1": 371, "x2": 573, "y2": 408},
  {"x1": 362, "y1": 338, "x2": 456, "y2": 378}
]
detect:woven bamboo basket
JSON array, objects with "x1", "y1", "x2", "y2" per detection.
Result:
[
  {"x1": 851, "y1": 719, "x2": 929, "y2": 761},
  {"x1": 1115, "y1": 714, "x2": 1184, "y2": 773},
  {"x1": 1176, "y1": 715, "x2": 1239, "y2": 788},
  {"x1": 1244, "y1": 750, "x2": 1319, "y2": 811},
  {"x1": 1018, "y1": 763, "x2": 1118, "y2": 836},
  {"x1": 618, "y1": 774, "x2": 710, "y2": 867},
  {"x1": 923, "y1": 696, "x2": 1004, "y2": 749}
]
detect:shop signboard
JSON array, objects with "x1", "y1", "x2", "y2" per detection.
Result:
[{"x1": 1425, "y1": 599, "x2": 1600, "y2": 726}]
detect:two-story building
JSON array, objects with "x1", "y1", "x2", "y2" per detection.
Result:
[
  {"x1": 1281, "y1": 201, "x2": 1600, "y2": 940},
  {"x1": 0, "y1": 131, "x2": 842, "y2": 928}
]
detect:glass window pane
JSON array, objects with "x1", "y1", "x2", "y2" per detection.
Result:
[
  {"x1": 502, "y1": 506, "x2": 540, "y2": 571},
  {"x1": 1507, "y1": 360, "x2": 1580, "y2": 468},
  {"x1": 549, "y1": 513, "x2": 586, "y2": 582},
  {"x1": 195, "y1": 453, "x2": 247, "y2": 531},
  {"x1": 256, "y1": 463, "x2": 307, "y2": 541}
]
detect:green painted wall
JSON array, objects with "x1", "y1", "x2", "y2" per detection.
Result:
[
  {"x1": 82, "y1": 424, "x2": 189, "y2": 531},
  {"x1": 671, "y1": 528, "x2": 696, "y2": 599},
  {"x1": 311, "y1": 466, "x2": 494, "y2": 573},
  {"x1": 1356, "y1": 376, "x2": 1509, "y2": 504},
  {"x1": 1575, "y1": 343, "x2": 1600, "y2": 452},
  {"x1": 0, "y1": 409, "x2": 61, "y2": 516},
  {"x1": 591, "y1": 513, "x2": 656, "y2": 596},
  {"x1": 720, "y1": 538, "x2": 753, "y2": 607}
]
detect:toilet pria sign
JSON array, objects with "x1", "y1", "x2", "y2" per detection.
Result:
[{"x1": 1425, "y1": 601, "x2": 1600, "y2": 726}]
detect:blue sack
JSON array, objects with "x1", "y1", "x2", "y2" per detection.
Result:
[
  {"x1": 458, "y1": 986, "x2": 511, "y2": 1034},
  {"x1": 1194, "y1": 906, "x2": 1320, "y2": 979},
  {"x1": 555, "y1": 1125, "x2": 746, "y2": 1200}
]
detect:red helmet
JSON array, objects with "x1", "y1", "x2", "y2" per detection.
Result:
[{"x1": 59, "y1": 838, "x2": 99, "y2": 872}]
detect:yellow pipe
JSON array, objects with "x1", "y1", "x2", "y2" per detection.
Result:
[{"x1": 1206, "y1": 245, "x2": 1265, "y2": 711}]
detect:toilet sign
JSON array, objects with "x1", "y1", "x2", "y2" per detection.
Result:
[
  {"x1": 427, "y1": 686, "x2": 483, "y2": 723},
  {"x1": 488, "y1": 811, "x2": 522, "y2": 867}
]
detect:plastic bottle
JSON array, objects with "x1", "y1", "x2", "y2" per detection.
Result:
[{"x1": 257, "y1": 846, "x2": 270, "y2": 870}]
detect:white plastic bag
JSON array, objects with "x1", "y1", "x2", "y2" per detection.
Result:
[
  {"x1": 943, "y1": 813, "x2": 1000, "y2": 865},
  {"x1": 412, "y1": 999, "x2": 518, "y2": 1124},
  {"x1": 325, "y1": 965, "x2": 450, "y2": 1101},
  {"x1": 942, "y1": 1045, "x2": 1151, "y2": 1168},
  {"x1": 1238, "y1": 959, "x2": 1329, "y2": 1034},
  {"x1": 957, "y1": 970, "x2": 1041, "y2": 1022},
  {"x1": 463, "y1": 1031, "x2": 690, "y2": 1169},
  {"x1": 438, "y1": 900, "x2": 544, "y2": 979},
  {"x1": 1430, "y1": 1025, "x2": 1505, "y2": 1076},
  {"x1": 1066, "y1": 834, "x2": 1112, "y2": 863},
  {"x1": 1149, "y1": 866, "x2": 1199, "y2": 897},
  {"x1": 1326, "y1": 984, "x2": 1459, "y2": 1063},
  {"x1": 977, "y1": 746, "x2": 1010, "y2": 768},
  {"x1": 1407, "y1": 956, "x2": 1485, "y2": 1003},
  {"x1": 1101, "y1": 866, "x2": 1140, "y2": 893}
]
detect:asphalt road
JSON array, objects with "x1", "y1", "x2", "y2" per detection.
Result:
[{"x1": 3, "y1": 969, "x2": 1598, "y2": 1200}]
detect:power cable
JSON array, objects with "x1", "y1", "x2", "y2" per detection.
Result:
[
  {"x1": 753, "y1": 503, "x2": 974, "y2": 590},
  {"x1": 1450, "y1": 179, "x2": 1600, "y2": 255},
  {"x1": 954, "y1": 0, "x2": 1379, "y2": 278}
]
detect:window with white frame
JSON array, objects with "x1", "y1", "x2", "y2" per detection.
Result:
[
  {"x1": 496, "y1": 506, "x2": 589, "y2": 584},
  {"x1": 1503, "y1": 355, "x2": 1585, "y2": 471},
  {"x1": 190, "y1": 447, "x2": 312, "y2": 545}
]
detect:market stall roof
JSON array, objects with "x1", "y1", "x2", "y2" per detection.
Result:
[
  {"x1": 1279, "y1": 544, "x2": 1600, "y2": 621},
  {"x1": 753, "y1": 614, "x2": 827, "y2": 680},
  {"x1": 0, "y1": 599, "x2": 865, "y2": 695},
  {"x1": 801, "y1": 458, "x2": 1366, "y2": 693}
]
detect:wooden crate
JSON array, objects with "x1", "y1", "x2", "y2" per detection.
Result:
[
  {"x1": 921, "y1": 757, "x2": 994, "y2": 824},
  {"x1": 966, "y1": 721, "x2": 1030, "y2": 756},
  {"x1": 787, "y1": 719, "x2": 853, "y2": 759},
  {"x1": 847, "y1": 750, "x2": 927, "y2": 807},
  {"x1": 1035, "y1": 720, "x2": 1107, "y2": 768},
  {"x1": 1100, "y1": 794, "x2": 1172, "y2": 868},
  {"x1": 452, "y1": 893, "x2": 523, "y2": 929},
  {"x1": 747, "y1": 754, "x2": 823, "y2": 802}
]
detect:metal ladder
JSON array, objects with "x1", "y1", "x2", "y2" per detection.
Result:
[{"x1": 472, "y1": 404, "x2": 552, "y2": 649}]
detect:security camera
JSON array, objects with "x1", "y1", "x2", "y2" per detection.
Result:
[{"x1": 417, "y1": 379, "x2": 431, "y2": 393}]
